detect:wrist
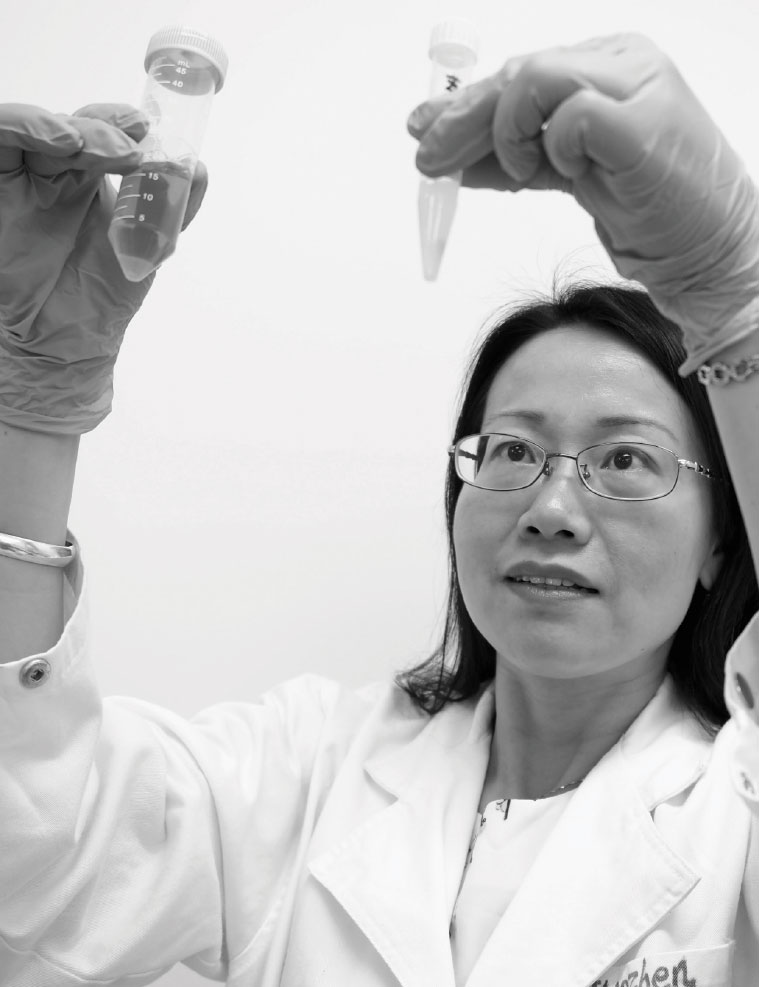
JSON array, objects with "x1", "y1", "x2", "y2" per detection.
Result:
[
  {"x1": 677, "y1": 295, "x2": 759, "y2": 377},
  {"x1": 0, "y1": 424, "x2": 79, "y2": 543},
  {"x1": 692, "y1": 324, "x2": 759, "y2": 386},
  {"x1": 705, "y1": 325, "x2": 759, "y2": 363},
  {"x1": 0, "y1": 424, "x2": 79, "y2": 662}
]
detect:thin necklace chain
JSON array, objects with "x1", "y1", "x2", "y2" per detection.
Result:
[{"x1": 537, "y1": 776, "x2": 585, "y2": 799}]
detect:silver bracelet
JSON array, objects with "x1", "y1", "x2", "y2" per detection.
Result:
[
  {"x1": 697, "y1": 354, "x2": 759, "y2": 386},
  {"x1": 0, "y1": 532, "x2": 76, "y2": 567}
]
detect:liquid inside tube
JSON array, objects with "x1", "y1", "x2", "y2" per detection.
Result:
[
  {"x1": 108, "y1": 160, "x2": 194, "y2": 282},
  {"x1": 418, "y1": 20, "x2": 478, "y2": 282},
  {"x1": 418, "y1": 174, "x2": 461, "y2": 282}
]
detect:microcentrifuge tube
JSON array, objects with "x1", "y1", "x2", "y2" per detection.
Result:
[
  {"x1": 108, "y1": 26, "x2": 229, "y2": 282},
  {"x1": 418, "y1": 19, "x2": 479, "y2": 282}
]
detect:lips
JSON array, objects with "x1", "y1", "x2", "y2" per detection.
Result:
[
  {"x1": 504, "y1": 563, "x2": 598, "y2": 593},
  {"x1": 508, "y1": 575, "x2": 596, "y2": 593}
]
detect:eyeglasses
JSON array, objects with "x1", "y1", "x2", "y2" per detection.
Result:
[{"x1": 449, "y1": 433, "x2": 719, "y2": 502}]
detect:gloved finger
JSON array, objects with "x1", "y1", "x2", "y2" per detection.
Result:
[
  {"x1": 460, "y1": 154, "x2": 520, "y2": 190},
  {"x1": 407, "y1": 93, "x2": 456, "y2": 138},
  {"x1": 25, "y1": 114, "x2": 143, "y2": 177},
  {"x1": 491, "y1": 34, "x2": 660, "y2": 182},
  {"x1": 461, "y1": 152, "x2": 572, "y2": 193},
  {"x1": 407, "y1": 48, "x2": 533, "y2": 141},
  {"x1": 181, "y1": 160, "x2": 208, "y2": 230},
  {"x1": 73, "y1": 103, "x2": 150, "y2": 144},
  {"x1": 414, "y1": 74, "x2": 504, "y2": 178},
  {"x1": 0, "y1": 103, "x2": 83, "y2": 173}
]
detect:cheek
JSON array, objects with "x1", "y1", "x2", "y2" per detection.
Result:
[
  {"x1": 453, "y1": 489, "x2": 512, "y2": 584},
  {"x1": 453, "y1": 496, "x2": 494, "y2": 627},
  {"x1": 606, "y1": 504, "x2": 711, "y2": 612},
  {"x1": 452, "y1": 495, "x2": 476, "y2": 578}
]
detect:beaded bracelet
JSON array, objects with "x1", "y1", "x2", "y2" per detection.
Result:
[{"x1": 697, "y1": 354, "x2": 759, "y2": 386}]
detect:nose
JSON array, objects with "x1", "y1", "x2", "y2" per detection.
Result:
[{"x1": 517, "y1": 454, "x2": 593, "y2": 542}]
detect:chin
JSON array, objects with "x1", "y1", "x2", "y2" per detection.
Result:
[{"x1": 493, "y1": 632, "x2": 609, "y2": 678}]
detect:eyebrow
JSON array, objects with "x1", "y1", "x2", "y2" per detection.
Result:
[{"x1": 482, "y1": 409, "x2": 680, "y2": 445}]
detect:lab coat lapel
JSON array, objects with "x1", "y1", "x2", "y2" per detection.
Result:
[
  {"x1": 310, "y1": 687, "x2": 494, "y2": 987},
  {"x1": 467, "y1": 677, "x2": 711, "y2": 987}
]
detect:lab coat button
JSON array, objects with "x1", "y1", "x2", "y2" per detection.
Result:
[
  {"x1": 20, "y1": 658, "x2": 51, "y2": 689},
  {"x1": 739, "y1": 770, "x2": 758, "y2": 801},
  {"x1": 735, "y1": 672, "x2": 755, "y2": 710}
]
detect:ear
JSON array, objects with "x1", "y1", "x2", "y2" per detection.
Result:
[{"x1": 698, "y1": 539, "x2": 724, "y2": 592}]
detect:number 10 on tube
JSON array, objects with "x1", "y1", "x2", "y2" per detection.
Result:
[{"x1": 418, "y1": 19, "x2": 479, "y2": 282}]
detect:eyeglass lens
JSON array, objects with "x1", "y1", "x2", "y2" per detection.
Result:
[{"x1": 455, "y1": 434, "x2": 679, "y2": 500}]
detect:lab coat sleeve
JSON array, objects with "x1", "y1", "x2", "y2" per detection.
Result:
[
  {"x1": 724, "y1": 610, "x2": 759, "y2": 811},
  {"x1": 723, "y1": 610, "x2": 759, "y2": 947},
  {"x1": 0, "y1": 546, "x2": 366, "y2": 986}
]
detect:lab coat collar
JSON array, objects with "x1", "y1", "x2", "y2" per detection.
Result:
[
  {"x1": 619, "y1": 674, "x2": 713, "y2": 808},
  {"x1": 312, "y1": 675, "x2": 713, "y2": 987},
  {"x1": 468, "y1": 675, "x2": 712, "y2": 986},
  {"x1": 311, "y1": 688, "x2": 493, "y2": 987}
]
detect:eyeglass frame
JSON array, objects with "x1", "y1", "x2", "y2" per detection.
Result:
[{"x1": 448, "y1": 432, "x2": 721, "y2": 502}]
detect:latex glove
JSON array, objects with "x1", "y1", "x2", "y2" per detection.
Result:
[
  {"x1": 0, "y1": 103, "x2": 208, "y2": 433},
  {"x1": 407, "y1": 33, "x2": 759, "y2": 375}
]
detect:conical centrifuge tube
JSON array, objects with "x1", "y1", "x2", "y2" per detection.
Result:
[
  {"x1": 418, "y1": 19, "x2": 479, "y2": 282},
  {"x1": 108, "y1": 26, "x2": 229, "y2": 282}
]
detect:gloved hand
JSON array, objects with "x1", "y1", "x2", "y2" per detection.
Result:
[
  {"x1": 0, "y1": 103, "x2": 207, "y2": 433},
  {"x1": 407, "y1": 33, "x2": 759, "y2": 375}
]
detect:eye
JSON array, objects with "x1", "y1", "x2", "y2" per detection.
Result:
[
  {"x1": 491, "y1": 440, "x2": 539, "y2": 463},
  {"x1": 599, "y1": 445, "x2": 653, "y2": 471}
]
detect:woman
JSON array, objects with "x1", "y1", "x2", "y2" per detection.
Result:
[
  {"x1": 401, "y1": 283, "x2": 758, "y2": 984},
  {"x1": 0, "y1": 32, "x2": 757, "y2": 987}
]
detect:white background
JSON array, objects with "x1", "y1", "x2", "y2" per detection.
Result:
[{"x1": 2, "y1": 0, "x2": 758, "y2": 984}]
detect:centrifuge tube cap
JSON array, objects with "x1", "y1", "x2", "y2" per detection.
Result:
[
  {"x1": 429, "y1": 17, "x2": 479, "y2": 66},
  {"x1": 146, "y1": 26, "x2": 229, "y2": 91}
]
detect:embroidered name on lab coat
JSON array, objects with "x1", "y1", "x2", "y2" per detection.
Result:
[
  {"x1": 592, "y1": 955, "x2": 696, "y2": 987},
  {"x1": 591, "y1": 942, "x2": 734, "y2": 987}
]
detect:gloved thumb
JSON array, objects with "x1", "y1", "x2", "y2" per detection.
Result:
[
  {"x1": 539, "y1": 88, "x2": 652, "y2": 179},
  {"x1": 181, "y1": 160, "x2": 208, "y2": 231}
]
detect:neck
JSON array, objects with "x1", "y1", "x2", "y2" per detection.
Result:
[{"x1": 481, "y1": 657, "x2": 666, "y2": 805}]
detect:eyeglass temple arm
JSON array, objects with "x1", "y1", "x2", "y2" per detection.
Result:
[
  {"x1": 451, "y1": 446, "x2": 478, "y2": 462},
  {"x1": 679, "y1": 458, "x2": 717, "y2": 479}
]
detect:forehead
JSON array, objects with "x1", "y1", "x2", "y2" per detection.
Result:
[{"x1": 482, "y1": 325, "x2": 696, "y2": 446}]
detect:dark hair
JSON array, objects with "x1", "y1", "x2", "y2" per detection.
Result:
[{"x1": 396, "y1": 282, "x2": 759, "y2": 736}]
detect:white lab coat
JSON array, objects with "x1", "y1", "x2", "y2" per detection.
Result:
[{"x1": 0, "y1": 553, "x2": 758, "y2": 987}]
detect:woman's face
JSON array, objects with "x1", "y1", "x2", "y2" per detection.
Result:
[{"x1": 453, "y1": 325, "x2": 723, "y2": 682}]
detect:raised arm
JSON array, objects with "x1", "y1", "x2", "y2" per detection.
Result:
[
  {"x1": 0, "y1": 104, "x2": 205, "y2": 663},
  {"x1": 408, "y1": 33, "x2": 759, "y2": 581}
]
